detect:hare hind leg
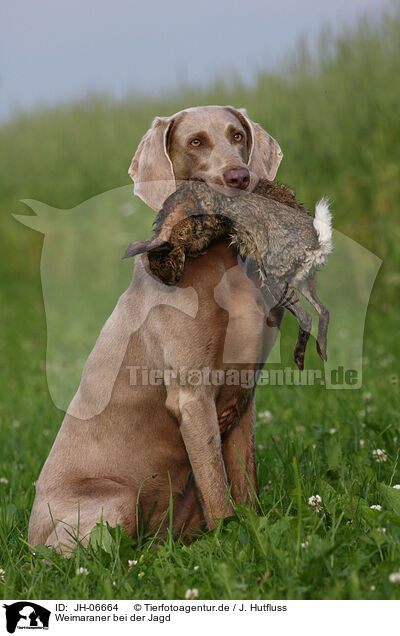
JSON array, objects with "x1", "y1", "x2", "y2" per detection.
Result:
[
  {"x1": 300, "y1": 277, "x2": 329, "y2": 362},
  {"x1": 281, "y1": 288, "x2": 313, "y2": 371},
  {"x1": 262, "y1": 281, "x2": 312, "y2": 370}
]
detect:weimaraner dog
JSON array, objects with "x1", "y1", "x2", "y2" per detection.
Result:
[{"x1": 28, "y1": 105, "x2": 284, "y2": 553}]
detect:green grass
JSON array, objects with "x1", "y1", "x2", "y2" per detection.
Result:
[{"x1": 1, "y1": 7, "x2": 400, "y2": 599}]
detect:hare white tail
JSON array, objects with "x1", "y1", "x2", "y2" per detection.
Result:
[{"x1": 313, "y1": 198, "x2": 333, "y2": 263}]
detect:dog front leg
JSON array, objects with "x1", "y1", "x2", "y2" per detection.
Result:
[{"x1": 172, "y1": 387, "x2": 234, "y2": 529}]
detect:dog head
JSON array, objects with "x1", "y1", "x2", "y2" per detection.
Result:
[{"x1": 128, "y1": 105, "x2": 283, "y2": 210}]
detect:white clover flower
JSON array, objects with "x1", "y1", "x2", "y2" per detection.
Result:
[
  {"x1": 370, "y1": 505, "x2": 382, "y2": 511},
  {"x1": 372, "y1": 449, "x2": 387, "y2": 463},
  {"x1": 0, "y1": 568, "x2": 5, "y2": 580},
  {"x1": 301, "y1": 541, "x2": 309, "y2": 548},
  {"x1": 308, "y1": 495, "x2": 322, "y2": 512},
  {"x1": 362, "y1": 392, "x2": 372, "y2": 401},
  {"x1": 376, "y1": 527, "x2": 386, "y2": 534},
  {"x1": 193, "y1": 566, "x2": 199, "y2": 571},
  {"x1": 392, "y1": 485, "x2": 400, "y2": 490},
  {"x1": 370, "y1": 585, "x2": 375, "y2": 591},
  {"x1": 389, "y1": 571, "x2": 400, "y2": 584},
  {"x1": 76, "y1": 567, "x2": 88, "y2": 576},
  {"x1": 258, "y1": 410, "x2": 272, "y2": 422},
  {"x1": 359, "y1": 439, "x2": 365, "y2": 449},
  {"x1": 0, "y1": 478, "x2": 8, "y2": 484},
  {"x1": 128, "y1": 559, "x2": 138, "y2": 569},
  {"x1": 185, "y1": 588, "x2": 199, "y2": 599},
  {"x1": 329, "y1": 428, "x2": 337, "y2": 434}
]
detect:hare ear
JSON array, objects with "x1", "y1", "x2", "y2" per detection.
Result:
[
  {"x1": 234, "y1": 108, "x2": 283, "y2": 180},
  {"x1": 128, "y1": 116, "x2": 176, "y2": 211},
  {"x1": 123, "y1": 239, "x2": 171, "y2": 259}
]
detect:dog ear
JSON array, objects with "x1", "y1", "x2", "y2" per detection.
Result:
[
  {"x1": 123, "y1": 239, "x2": 171, "y2": 259},
  {"x1": 234, "y1": 108, "x2": 283, "y2": 180},
  {"x1": 128, "y1": 117, "x2": 176, "y2": 211}
]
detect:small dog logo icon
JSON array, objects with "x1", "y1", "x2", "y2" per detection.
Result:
[{"x1": 3, "y1": 602, "x2": 50, "y2": 633}]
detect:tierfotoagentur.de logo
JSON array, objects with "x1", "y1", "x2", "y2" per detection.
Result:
[{"x1": 3, "y1": 602, "x2": 51, "y2": 633}]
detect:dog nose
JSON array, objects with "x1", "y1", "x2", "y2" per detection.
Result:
[{"x1": 223, "y1": 167, "x2": 250, "y2": 189}]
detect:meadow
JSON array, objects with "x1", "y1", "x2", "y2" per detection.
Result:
[{"x1": 1, "y1": 8, "x2": 400, "y2": 600}]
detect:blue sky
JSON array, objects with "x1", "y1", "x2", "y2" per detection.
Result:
[{"x1": 0, "y1": 0, "x2": 390, "y2": 121}]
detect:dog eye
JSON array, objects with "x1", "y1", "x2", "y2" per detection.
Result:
[
  {"x1": 190, "y1": 138, "x2": 201, "y2": 147},
  {"x1": 233, "y1": 132, "x2": 243, "y2": 142}
]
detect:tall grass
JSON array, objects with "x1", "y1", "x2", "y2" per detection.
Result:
[{"x1": 0, "y1": 6, "x2": 400, "y2": 599}]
